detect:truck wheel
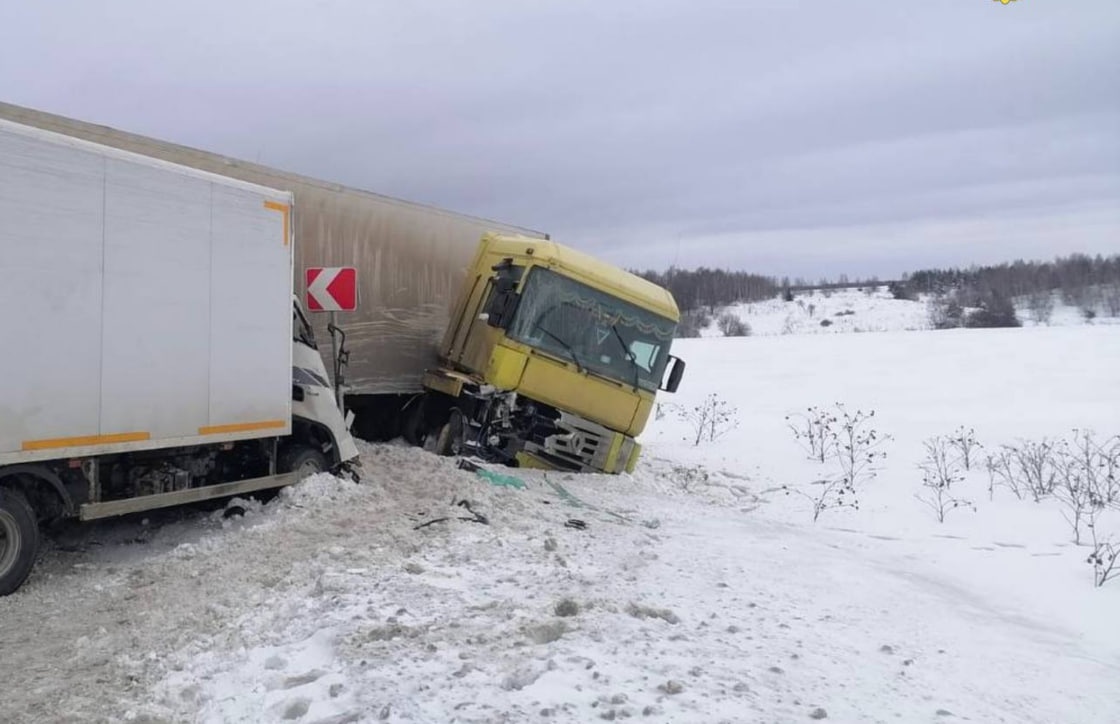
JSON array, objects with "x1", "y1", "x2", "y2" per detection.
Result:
[
  {"x1": 279, "y1": 447, "x2": 329, "y2": 480},
  {"x1": 434, "y1": 409, "x2": 465, "y2": 457},
  {"x1": 0, "y1": 488, "x2": 39, "y2": 597},
  {"x1": 402, "y1": 397, "x2": 428, "y2": 447}
]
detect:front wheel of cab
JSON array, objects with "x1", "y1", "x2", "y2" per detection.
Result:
[
  {"x1": 0, "y1": 487, "x2": 40, "y2": 597},
  {"x1": 434, "y1": 409, "x2": 465, "y2": 458},
  {"x1": 279, "y1": 446, "x2": 330, "y2": 481}
]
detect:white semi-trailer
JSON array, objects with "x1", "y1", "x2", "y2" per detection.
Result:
[{"x1": 0, "y1": 118, "x2": 358, "y2": 595}]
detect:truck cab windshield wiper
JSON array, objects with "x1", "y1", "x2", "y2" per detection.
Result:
[
  {"x1": 534, "y1": 322, "x2": 586, "y2": 374},
  {"x1": 610, "y1": 323, "x2": 641, "y2": 391}
]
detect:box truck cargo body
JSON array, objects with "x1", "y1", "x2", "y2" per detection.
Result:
[{"x1": 0, "y1": 117, "x2": 358, "y2": 596}]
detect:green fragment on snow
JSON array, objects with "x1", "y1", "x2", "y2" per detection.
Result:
[
  {"x1": 475, "y1": 469, "x2": 527, "y2": 489},
  {"x1": 543, "y1": 477, "x2": 587, "y2": 508}
]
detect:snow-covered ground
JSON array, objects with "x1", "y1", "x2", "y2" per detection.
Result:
[
  {"x1": 701, "y1": 286, "x2": 1119, "y2": 337},
  {"x1": 704, "y1": 287, "x2": 930, "y2": 337},
  {"x1": 2, "y1": 322, "x2": 1118, "y2": 723}
]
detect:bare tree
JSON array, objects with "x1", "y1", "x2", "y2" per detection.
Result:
[
  {"x1": 1103, "y1": 284, "x2": 1120, "y2": 317},
  {"x1": 1026, "y1": 291, "x2": 1054, "y2": 325}
]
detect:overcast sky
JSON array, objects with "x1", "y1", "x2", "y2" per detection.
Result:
[{"x1": 2, "y1": 0, "x2": 1117, "y2": 279}]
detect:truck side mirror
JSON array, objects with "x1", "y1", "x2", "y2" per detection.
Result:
[
  {"x1": 484, "y1": 286, "x2": 520, "y2": 330},
  {"x1": 484, "y1": 268, "x2": 522, "y2": 330},
  {"x1": 661, "y1": 355, "x2": 685, "y2": 393}
]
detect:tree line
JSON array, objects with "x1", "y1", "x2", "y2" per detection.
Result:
[
  {"x1": 890, "y1": 253, "x2": 1120, "y2": 327},
  {"x1": 635, "y1": 252, "x2": 1120, "y2": 334},
  {"x1": 633, "y1": 267, "x2": 779, "y2": 314},
  {"x1": 892, "y1": 253, "x2": 1120, "y2": 303}
]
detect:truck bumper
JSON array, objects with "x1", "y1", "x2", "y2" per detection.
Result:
[{"x1": 520, "y1": 412, "x2": 641, "y2": 475}]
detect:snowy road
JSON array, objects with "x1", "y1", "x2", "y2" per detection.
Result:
[{"x1": 2, "y1": 442, "x2": 1116, "y2": 723}]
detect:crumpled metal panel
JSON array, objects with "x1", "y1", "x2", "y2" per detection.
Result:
[{"x1": 1, "y1": 102, "x2": 547, "y2": 394}]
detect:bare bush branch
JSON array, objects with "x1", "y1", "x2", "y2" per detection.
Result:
[
  {"x1": 785, "y1": 406, "x2": 838, "y2": 463},
  {"x1": 675, "y1": 394, "x2": 739, "y2": 446},
  {"x1": 1088, "y1": 527, "x2": 1120, "y2": 588},
  {"x1": 832, "y1": 405, "x2": 891, "y2": 488},
  {"x1": 948, "y1": 426, "x2": 982, "y2": 471},
  {"x1": 1052, "y1": 430, "x2": 1120, "y2": 544},
  {"x1": 917, "y1": 436, "x2": 973, "y2": 523},
  {"x1": 784, "y1": 477, "x2": 860, "y2": 523},
  {"x1": 985, "y1": 448, "x2": 1023, "y2": 501},
  {"x1": 1009, "y1": 439, "x2": 1059, "y2": 502},
  {"x1": 671, "y1": 464, "x2": 710, "y2": 493},
  {"x1": 784, "y1": 403, "x2": 892, "y2": 522}
]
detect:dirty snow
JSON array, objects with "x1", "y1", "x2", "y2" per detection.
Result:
[{"x1": 1, "y1": 318, "x2": 1119, "y2": 723}]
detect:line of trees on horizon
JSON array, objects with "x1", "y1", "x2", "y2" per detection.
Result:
[
  {"x1": 890, "y1": 253, "x2": 1120, "y2": 303},
  {"x1": 634, "y1": 252, "x2": 1120, "y2": 331}
]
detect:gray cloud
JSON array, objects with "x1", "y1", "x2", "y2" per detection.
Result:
[{"x1": 2, "y1": 0, "x2": 1117, "y2": 279}]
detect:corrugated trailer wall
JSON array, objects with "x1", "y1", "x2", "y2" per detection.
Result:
[
  {"x1": 0, "y1": 102, "x2": 547, "y2": 395},
  {"x1": 0, "y1": 119, "x2": 294, "y2": 465}
]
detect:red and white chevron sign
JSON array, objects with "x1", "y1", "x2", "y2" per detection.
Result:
[{"x1": 305, "y1": 267, "x2": 358, "y2": 312}]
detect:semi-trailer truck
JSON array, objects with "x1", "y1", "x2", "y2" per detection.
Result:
[{"x1": 0, "y1": 118, "x2": 358, "y2": 595}]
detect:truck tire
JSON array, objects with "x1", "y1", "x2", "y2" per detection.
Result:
[
  {"x1": 402, "y1": 397, "x2": 428, "y2": 447},
  {"x1": 279, "y1": 447, "x2": 329, "y2": 480},
  {"x1": 0, "y1": 488, "x2": 39, "y2": 597},
  {"x1": 434, "y1": 409, "x2": 465, "y2": 457}
]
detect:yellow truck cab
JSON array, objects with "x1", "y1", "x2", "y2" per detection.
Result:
[{"x1": 419, "y1": 234, "x2": 686, "y2": 474}]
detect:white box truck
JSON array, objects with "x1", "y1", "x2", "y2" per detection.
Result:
[{"x1": 0, "y1": 118, "x2": 359, "y2": 595}]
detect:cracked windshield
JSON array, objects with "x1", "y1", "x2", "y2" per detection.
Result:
[{"x1": 508, "y1": 267, "x2": 675, "y2": 390}]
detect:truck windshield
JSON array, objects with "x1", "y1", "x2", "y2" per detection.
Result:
[{"x1": 508, "y1": 267, "x2": 676, "y2": 391}]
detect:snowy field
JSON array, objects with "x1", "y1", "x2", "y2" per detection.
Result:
[
  {"x1": 703, "y1": 287, "x2": 930, "y2": 336},
  {"x1": 700, "y1": 286, "x2": 1118, "y2": 337},
  {"x1": 1, "y1": 323, "x2": 1119, "y2": 723}
]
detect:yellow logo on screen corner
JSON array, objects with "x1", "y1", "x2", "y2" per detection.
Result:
[{"x1": 995, "y1": 0, "x2": 1018, "y2": 4}]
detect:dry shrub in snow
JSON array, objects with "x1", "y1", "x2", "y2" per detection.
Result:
[
  {"x1": 832, "y1": 406, "x2": 891, "y2": 491},
  {"x1": 1050, "y1": 431, "x2": 1120, "y2": 545},
  {"x1": 948, "y1": 426, "x2": 982, "y2": 471},
  {"x1": 984, "y1": 430, "x2": 1119, "y2": 554},
  {"x1": 1009, "y1": 439, "x2": 1060, "y2": 502},
  {"x1": 671, "y1": 394, "x2": 739, "y2": 446},
  {"x1": 917, "y1": 436, "x2": 974, "y2": 523},
  {"x1": 717, "y1": 312, "x2": 751, "y2": 337},
  {"x1": 1088, "y1": 537, "x2": 1119, "y2": 588},
  {"x1": 786, "y1": 406, "x2": 839, "y2": 463},
  {"x1": 670, "y1": 464, "x2": 710, "y2": 492},
  {"x1": 784, "y1": 404, "x2": 892, "y2": 522},
  {"x1": 985, "y1": 448, "x2": 1022, "y2": 501}
]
